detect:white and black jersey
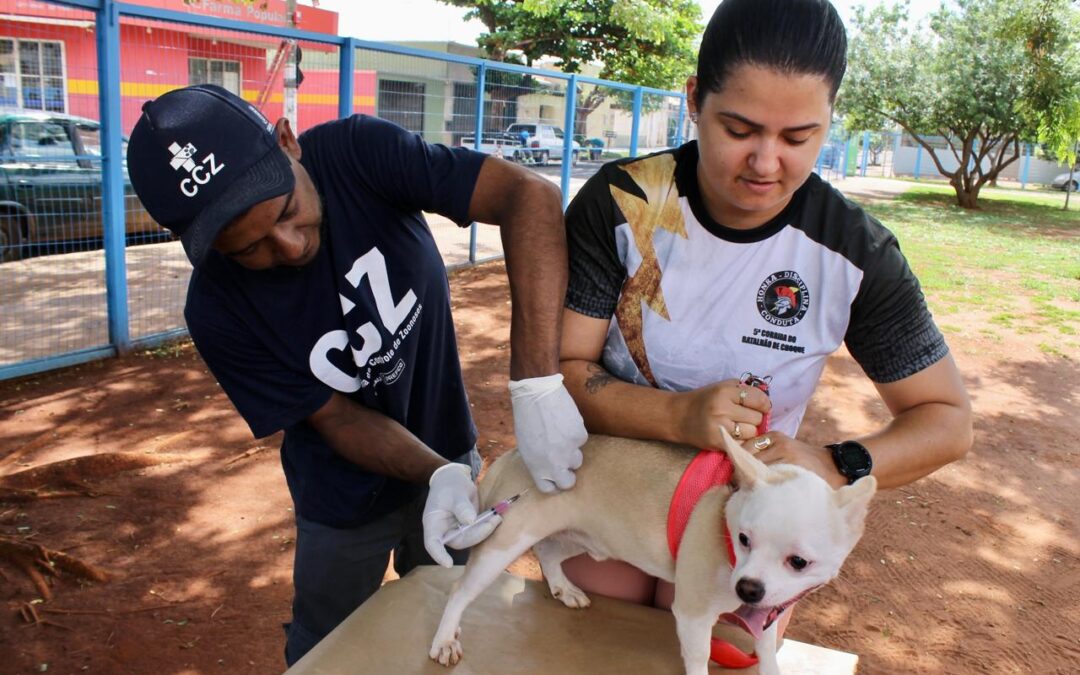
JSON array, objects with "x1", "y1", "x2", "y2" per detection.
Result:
[{"x1": 565, "y1": 142, "x2": 948, "y2": 435}]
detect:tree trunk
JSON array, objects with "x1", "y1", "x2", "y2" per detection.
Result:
[{"x1": 951, "y1": 176, "x2": 982, "y2": 209}]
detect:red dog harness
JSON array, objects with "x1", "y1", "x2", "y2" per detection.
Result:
[
  {"x1": 666, "y1": 450, "x2": 757, "y2": 669},
  {"x1": 665, "y1": 373, "x2": 773, "y2": 669}
]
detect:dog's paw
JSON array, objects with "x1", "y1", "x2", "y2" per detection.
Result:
[
  {"x1": 429, "y1": 637, "x2": 463, "y2": 667},
  {"x1": 551, "y1": 583, "x2": 591, "y2": 609}
]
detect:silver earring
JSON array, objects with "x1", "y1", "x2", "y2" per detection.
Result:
[{"x1": 690, "y1": 113, "x2": 699, "y2": 123}]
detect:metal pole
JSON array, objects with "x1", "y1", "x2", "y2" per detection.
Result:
[
  {"x1": 560, "y1": 74, "x2": 577, "y2": 211},
  {"x1": 914, "y1": 145, "x2": 922, "y2": 180},
  {"x1": 860, "y1": 131, "x2": 870, "y2": 177},
  {"x1": 338, "y1": 37, "x2": 356, "y2": 119},
  {"x1": 674, "y1": 95, "x2": 686, "y2": 148},
  {"x1": 629, "y1": 87, "x2": 643, "y2": 158},
  {"x1": 1020, "y1": 143, "x2": 1030, "y2": 189},
  {"x1": 97, "y1": 0, "x2": 129, "y2": 352},
  {"x1": 284, "y1": 0, "x2": 298, "y2": 128},
  {"x1": 469, "y1": 63, "x2": 487, "y2": 264}
]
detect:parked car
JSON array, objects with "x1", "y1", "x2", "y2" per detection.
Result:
[
  {"x1": 0, "y1": 109, "x2": 165, "y2": 262},
  {"x1": 505, "y1": 123, "x2": 580, "y2": 166},
  {"x1": 1050, "y1": 167, "x2": 1078, "y2": 192}
]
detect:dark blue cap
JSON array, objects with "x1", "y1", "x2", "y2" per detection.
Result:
[{"x1": 126, "y1": 84, "x2": 295, "y2": 265}]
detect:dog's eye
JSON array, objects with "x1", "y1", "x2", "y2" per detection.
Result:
[
  {"x1": 738, "y1": 533, "x2": 750, "y2": 549},
  {"x1": 788, "y1": 555, "x2": 809, "y2": 571}
]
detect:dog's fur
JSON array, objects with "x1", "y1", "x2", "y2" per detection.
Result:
[{"x1": 430, "y1": 431, "x2": 876, "y2": 675}]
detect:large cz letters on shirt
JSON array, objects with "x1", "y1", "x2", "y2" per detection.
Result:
[{"x1": 309, "y1": 247, "x2": 418, "y2": 392}]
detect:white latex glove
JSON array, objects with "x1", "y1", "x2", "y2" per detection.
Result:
[
  {"x1": 509, "y1": 374, "x2": 588, "y2": 494},
  {"x1": 422, "y1": 463, "x2": 501, "y2": 567}
]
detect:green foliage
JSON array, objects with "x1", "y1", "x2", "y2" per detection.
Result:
[
  {"x1": 840, "y1": 0, "x2": 1080, "y2": 209},
  {"x1": 1002, "y1": 0, "x2": 1080, "y2": 167},
  {"x1": 439, "y1": 0, "x2": 700, "y2": 91}
]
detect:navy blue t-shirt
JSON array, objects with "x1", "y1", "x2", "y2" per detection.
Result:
[{"x1": 184, "y1": 115, "x2": 486, "y2": 528}]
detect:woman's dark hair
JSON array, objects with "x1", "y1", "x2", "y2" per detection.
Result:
[{"x1": 695, "y1": 0, "x2": 847, "y2": 106}]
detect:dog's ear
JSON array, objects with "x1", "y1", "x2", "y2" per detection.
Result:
[
  {"x1": 833, "y1": 475, "x2": 877, "y2": 533},
  {"x1": 719, "y1": 427, "x2": 770, "y2": 489}
]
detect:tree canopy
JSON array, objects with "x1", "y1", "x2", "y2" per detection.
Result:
[{"x1": 840, "y1": 0, "x2": 1080, "y2": 209}]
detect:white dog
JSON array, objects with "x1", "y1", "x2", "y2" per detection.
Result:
[{"x1": 430, "y1": 431, "x2": 876, "y2": 675}]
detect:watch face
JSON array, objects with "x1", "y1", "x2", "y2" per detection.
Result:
[
  {"x1": 830, "y1": 441, "x2": 872, "y2": 483},
  {"x1": 840, "y1": 444, "x2": 870, "y2": 468}
]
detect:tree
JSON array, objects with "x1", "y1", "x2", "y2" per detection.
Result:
[
  {"x1": 437, "y1": 0, "x2": 700, "y2": 135},
  {"x1": 1004, "y1": 0, "x2": 1080, "y2": 209},
  {"x1": 840, "y1": 0, "x2": 1080, "y2": 209}
]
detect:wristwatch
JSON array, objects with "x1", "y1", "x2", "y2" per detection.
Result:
[{"x1": 826, "y1": 441, "x2": 873, "y2": 484}]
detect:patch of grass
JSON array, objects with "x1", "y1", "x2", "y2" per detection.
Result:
[
  {"x1": 862, "y1": 188, "x2": 1079, "y2": 336},
  {"x1": 138, "y1": 338, "x2": 196, "y2": 360},
  {"x1": 989, "y1": 313, "x2": 1019, "y2": 327},
  {"x1": 1038, "y1": 343, "x2": 1070, "y2": 358}
]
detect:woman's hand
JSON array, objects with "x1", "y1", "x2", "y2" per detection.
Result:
[
  {"x1": 675, "y1": 379, "x2": 772, "y2": 450},
  {"x1": 743, "y1": 432, "x2": 848, "y2": 489}
]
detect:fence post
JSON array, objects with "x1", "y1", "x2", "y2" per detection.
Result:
[
  {"x1": 1020, "y1": 143, "x2": 1031, "y2": 189},
  {"x1": 860, "y1": 131, "x2": 870, "y2": 177},
  {"x1": 469, "y1": 62, "x2": 487, "y2": 264},
  {"x1": 561, "y1": 74, "x2": 577, "y2": 211},
  {"x1": 629, "y1": 87, "x2": 643, "y2": 158},
  {"x1": 338, "y1": 37, "x2": 355, "y2": 119},
  {"x1": 97, "y1": 0, "x2": 129, "y2": 353},
  {"x1": 674, "y1": 95, "x2": 686, "y2": 147}
]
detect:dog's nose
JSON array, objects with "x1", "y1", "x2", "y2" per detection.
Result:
[{"x1": 736, "y1": 578, "x2": 765, "y2": 604}]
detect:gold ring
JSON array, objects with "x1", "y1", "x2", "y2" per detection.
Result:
[
  {"x1": 732, "y1": 423, "x2": 743, "y2": 439},
  {"x1": 753, "y1": 436, "x2": 772, "y2": 451},
  {"x1": 738, "y1": 389, "x2": 748, "y2": 404}
]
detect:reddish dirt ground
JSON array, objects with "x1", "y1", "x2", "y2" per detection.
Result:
[{"x1": 1, "y1": 261, "x2": 1077, "y2": 674}]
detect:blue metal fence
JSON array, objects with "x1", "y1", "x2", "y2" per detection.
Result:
[{"x1": 0, "y1": 0, "x2": 691, "y2": 380}]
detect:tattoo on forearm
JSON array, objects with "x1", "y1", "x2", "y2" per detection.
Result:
[{"x1": 584, "y1": 363, "x2": 617, "y2": 394}]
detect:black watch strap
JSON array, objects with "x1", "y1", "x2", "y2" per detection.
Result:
[{"x1": 827, "y1": 441, "x2": 873, "y2": 484}]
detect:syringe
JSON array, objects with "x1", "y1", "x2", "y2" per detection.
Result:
[{"x1": 440, "y1": 489, "x2": 529, "y2": 545}]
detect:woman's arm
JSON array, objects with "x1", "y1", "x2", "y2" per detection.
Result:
[
  {"x1": 559, "y1": 308, "x2": 771, "y2": 448},
  {"x1": 752, "y1": 355, "x2": 972, "y2": 489}
]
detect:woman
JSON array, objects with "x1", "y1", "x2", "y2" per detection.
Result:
[{"x1": 558, "y1": 0, "x2": 972, "y2": 623}]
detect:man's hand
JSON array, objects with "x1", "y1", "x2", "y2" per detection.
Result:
[
  {"x1": 509, "y1": 374, "x2": 588, "y2": 493},
  {"x1": 746, "y1": 432, "x2": 849, "y2": 489},
  {"x1": 422, "y1": 463, "x2": 501, "y2": 567}
]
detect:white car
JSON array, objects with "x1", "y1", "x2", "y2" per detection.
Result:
[
  {"x1": 1050, "y1": 168, "x2": 1078, "y2": 191},
  {"x1": 506, "y1": 123, "x2": 580, "y2": 166}
]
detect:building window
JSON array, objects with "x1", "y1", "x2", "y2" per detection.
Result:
[
  {"x1": 378, "y1": 80, "x2": 425, "y2": 134},
  {"x1": 0, "y1": 38, "x2": 66, "y2": 113},
  {"x1": 189, "y1": 58, "x2": 242, "y2": 96}
]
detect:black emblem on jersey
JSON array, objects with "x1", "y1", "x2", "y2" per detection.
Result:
[{"x1": 756, "y1": 271, "x2": 810, "y2": 327}]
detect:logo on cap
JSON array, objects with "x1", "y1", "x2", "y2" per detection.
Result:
[{"x1": 168, "y1": 140, "x2": 225, "y2": 198}]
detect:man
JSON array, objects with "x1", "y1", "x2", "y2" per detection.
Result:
[{"x1": 126, "y1": 85, "x2": 586, "y2": 665}]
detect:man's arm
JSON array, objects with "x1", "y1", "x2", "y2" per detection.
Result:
[
  {"x1": 560, "y1": 309, "x2": 770, "y2": 448},
  {"x1": 307, "y1": 391, "x2": 448, "y2": 482},
  {"x1": 307, "y1": 391, "x2": 499, "y2": 566},
  {"x1": 466, "y1": 157, "x2": 587, "y2": 493},
  {"x1": 467, "y1": 157, "x2": 566, "y2": 380}
]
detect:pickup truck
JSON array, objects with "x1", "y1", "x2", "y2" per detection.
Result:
[{"x1": 460, "y1": 123, "x2": 580, "y2": 166}]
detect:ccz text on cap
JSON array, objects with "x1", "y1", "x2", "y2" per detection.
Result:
[{"x1": 168, "y1": 141, "x2": 226, "y2": 198}]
